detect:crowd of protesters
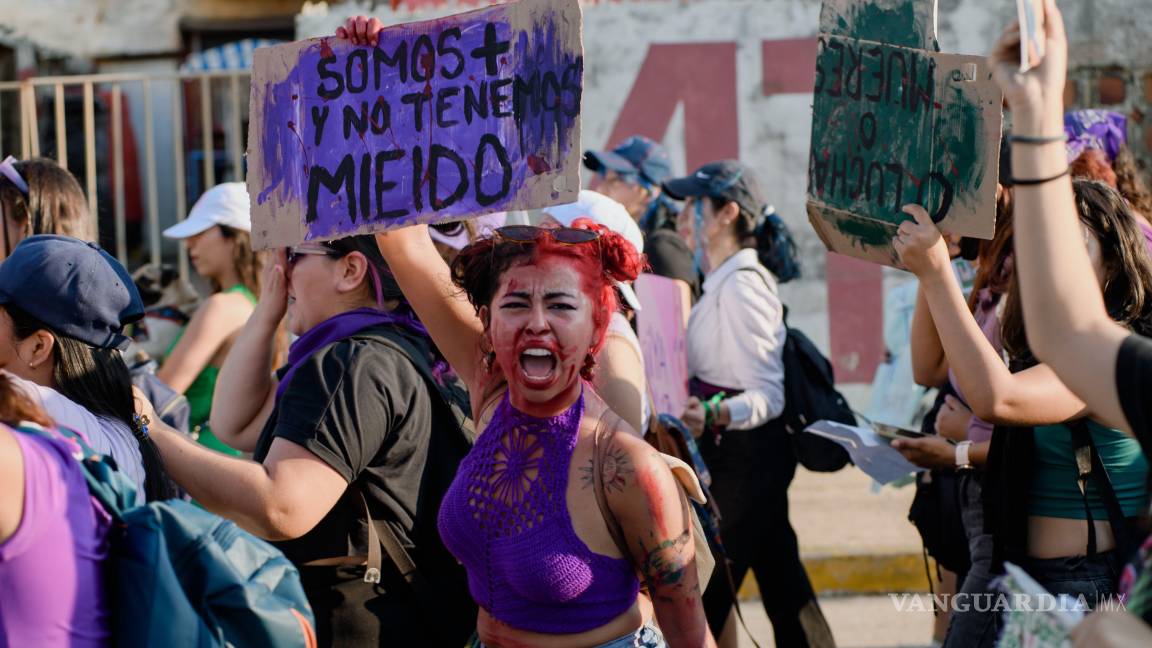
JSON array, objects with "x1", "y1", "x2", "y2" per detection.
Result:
[{"x1": 8, "y1": 2, "x2": 1152, "y2": 647}]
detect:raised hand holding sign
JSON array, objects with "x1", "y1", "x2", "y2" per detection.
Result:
[
  {"x1": 247, "y1": 0, "x2": 583, "y2": 249},
  {"x1": 805, "y1": 0, "x2": 1003, "y2": 268}
]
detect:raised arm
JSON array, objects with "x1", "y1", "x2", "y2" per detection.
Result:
[
  {"x1": 896, "y1": 205, "x2": 1087, "y2": 426},
  {"x1": 157, "y1": 293, "x2": 250, "y2": 393},
  {"x1": 910, "y1": 284, "x2": 949, "y2": 388},
  {"x1": 209, "y1": 259, "x2": 284, "y2": 452},
  {"x1": 989, "y1": 0, "x2": 1129, "y2": 431},
  {"x1": 375, "y1": 226, "x2": 486, "y2": 392}
]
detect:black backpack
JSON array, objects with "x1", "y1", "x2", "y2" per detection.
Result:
[
  {"x1": 351, "y1": 327, "x2": 478, "y2": 643},
  {"x1": 779, "y1": 311, "x2": 855, "y2": 472},
  {"x1": 735, "y1": 268, "x2": 854, "y2": 472}
]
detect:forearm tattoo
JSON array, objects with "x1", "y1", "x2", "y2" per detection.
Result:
[
  {"x1": 639, "y1": 529, "x2": 691, "y2": 588},
  {"x1": 579, "y1": 443, "x2": 633, "y2": 493}
]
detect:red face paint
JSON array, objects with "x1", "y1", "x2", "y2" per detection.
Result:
[{"x1": 489, "y1": 258, "x2": 599, "y2": 417}]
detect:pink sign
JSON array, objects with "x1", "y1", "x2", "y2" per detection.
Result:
[{"x1": 634, "y1": 273, "x2": 691, "y2": 418}]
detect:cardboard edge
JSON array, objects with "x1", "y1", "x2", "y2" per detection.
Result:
[{"x1": 807, "y1": 201, "x2": 905, "y2": 269}]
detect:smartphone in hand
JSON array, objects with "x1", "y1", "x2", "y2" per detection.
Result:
[
  {"x1": 873, "y1": 422, "x2": 928, "y2": 441},
  {"x1": 1017, "y1": 0, "x2": 1046, "y2": 72}
]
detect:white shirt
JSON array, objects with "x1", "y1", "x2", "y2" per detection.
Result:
[
  {"x1": 687, "y1": 249, "x2": 786, "y2": 430},
  {"x1": 9, "y1": 372, "x2": 147, "y2": 503}
]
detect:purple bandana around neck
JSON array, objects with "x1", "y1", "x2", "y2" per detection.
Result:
[
  {"x1": 1065, "y1": 110, "x2": 1128, "y2": 163},
  {"x1": 275, "y1": 306, "x2": 436, "y2": 401}
]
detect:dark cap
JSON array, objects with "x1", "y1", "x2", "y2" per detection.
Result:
[
  {"x1": 583, "y1": 136, "x2": 673, "y2": 186},
  {"x1": 0, "y1": 235, "x2": 144, "y2": 349},
  {"x1": 662, "y1": 160, "x2": 767, "y2": 216}
]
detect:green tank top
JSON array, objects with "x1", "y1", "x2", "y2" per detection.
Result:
[
  {"x1": 167, "y1": 284, "x2": 256, "y2": 455},
  {"x1": 1029, "y1": 419, "x2": 1149, "y2": 519}
]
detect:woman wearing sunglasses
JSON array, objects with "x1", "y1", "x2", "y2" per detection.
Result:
[
  {"x1": 0, "y1": 156, "x2": 92, "y2": 258},
  {"x1": 374, "y1": 215, "x2": 714, "y2": 647},
  {"x1": 140, "y1": 233, "x2": 477, "y2": 646}
]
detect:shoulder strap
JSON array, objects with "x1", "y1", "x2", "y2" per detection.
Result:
[
  {"x1": 592, "y1": 409, "x2": 632, "y2": 561},
  {"x1": 12, "y1": 423, "x2": 131, "y2": 518},
  {"x1": 1070, "y1": 420, "x2": 1137, "y2": 559},
  {"x1": 346, "y1": 329, "x2": 473, "y2": 589},
  {"x1": 358, "y1": 491, "x2": 429, "y2": 592},
  {"x1": 736, "y1": 267, "x2": 790, "y2": 326}
]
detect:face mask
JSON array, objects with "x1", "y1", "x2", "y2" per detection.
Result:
[{"x1": 693, "y1": 199, "x2": 709, "y2": 275}]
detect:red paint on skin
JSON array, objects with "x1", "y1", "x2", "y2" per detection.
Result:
[
  {"x1": 490, "y1": 258, "x2": 601, "y2": 417},
  {"x1": 636, "y1": 468, "x2": 668, "y2": 532}
]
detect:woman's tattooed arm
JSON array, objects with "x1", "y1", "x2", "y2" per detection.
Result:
[{"x1": 602, "y1": 434, "x2": 716, "y2": 648}]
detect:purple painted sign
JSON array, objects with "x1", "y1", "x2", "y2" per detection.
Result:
[{"x1": 246, "y1": 0, "x2": 584, "y2": 249}]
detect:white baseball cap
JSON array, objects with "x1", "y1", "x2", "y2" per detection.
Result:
[
  {"x1": 542, "y1": 190, "x2": 644, "y2": 312},
  {"x1": 162, "y1": 182, "x2": 251, "y2": 239}
]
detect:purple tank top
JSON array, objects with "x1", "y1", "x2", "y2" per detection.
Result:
[
  {"x1": 0, "y1": 428, "x2": 111, "y2": 647},
  {"x1": 437, "y1": 391, "x2": 640, "y2": 634}
]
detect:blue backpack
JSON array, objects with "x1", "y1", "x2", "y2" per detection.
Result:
[{"x1": 17, "y1": 424, "x2": 317, "y2": 648}]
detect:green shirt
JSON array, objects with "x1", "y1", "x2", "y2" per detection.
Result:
[
  {"x1": 167, "y1": 284, "x2": 256, "y2": 455},
  {"x1": 1029, "y1": 419, "x2": 1149, "y2": 519}
]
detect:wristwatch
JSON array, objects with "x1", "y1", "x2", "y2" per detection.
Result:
[{"x1": 955, "y1": 440, "x2": 974, "y2": 472}]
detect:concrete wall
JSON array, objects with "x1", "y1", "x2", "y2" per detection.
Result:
[{"x1": 297, "y1": 0, "x2": 1019, "y2": 395}]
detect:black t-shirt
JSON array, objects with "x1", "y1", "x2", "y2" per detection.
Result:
[
  {"x1": 1117, "y1": 334, "x2": 1152, "y2": 454},
  {"x1": 252, "y1": 325, "x2": 438, "y2": 566},
  {"x1": 644, "y1": 228, "x2": 701, "y2": 301}
]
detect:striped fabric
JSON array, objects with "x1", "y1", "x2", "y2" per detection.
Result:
[{"x1": 181, "y1": 38, "x2": 284, "y2": 72}]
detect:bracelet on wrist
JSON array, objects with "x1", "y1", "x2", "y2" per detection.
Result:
[
  {"x1": 1009, "y1": 133, "x2": 1067, "y2": 145},
  {"x1": 1010, "y1": 167, "x2": 1070, "y2": 186}
]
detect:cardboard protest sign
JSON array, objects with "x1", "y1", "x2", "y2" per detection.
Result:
[
  {"x1": 247, "y1": 0, "x2": 583, "y2": 249},
  {"x1": 634, "y1": 274, "x2": 692, "y2": 418},
  {"x1": 806, "y1": 0, "x2": 1003, "y2": 267}
]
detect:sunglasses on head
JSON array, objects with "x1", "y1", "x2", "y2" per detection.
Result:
[
  {"x1": 494, "y1": 225, "x2": 600, "y2": 245},
  {"x1": 286, "y1": 244, "x2": 342, "y2": 265}
]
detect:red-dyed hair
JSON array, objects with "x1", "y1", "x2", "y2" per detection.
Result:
[
  {"x1": 1071, "y1": 149, "x2": 1118, "y2": 189},
  {"x1": 450, "y1": 218, "x2": 646, "y2": 354}
]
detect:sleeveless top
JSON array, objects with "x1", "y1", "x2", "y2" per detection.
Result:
[
  {"x1": 437, "y1": 390, "x2": 640, "y2": 634},
  {"x1": 1, "y1": 427, "x2": 111, "y2": 647},
  {"x1": 1029, "y1": 419, "x2": 1149, "y2": 519},
  {"x1": 168, "y1": 284, "x2": 256, "y2": 455}
]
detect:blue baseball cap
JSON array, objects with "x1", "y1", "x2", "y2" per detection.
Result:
[
  {"x1": 0, "y1": 235, "x2": 144, "y2": 350},
  {"x1": 583, "y1": 136, "x2": 673, "y2": 186}
]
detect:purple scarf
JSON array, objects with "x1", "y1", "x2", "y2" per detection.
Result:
[
  {"x1": 275, "y1": 307, "x2": 434, "y2": 401},
  {"x1": 1065, "y1": 110, "x2": 1127, "y2": 163}
]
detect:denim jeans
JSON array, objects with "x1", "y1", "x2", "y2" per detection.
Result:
[
  {"x1": 943, "y1": 472, "x2": 999, "y2": 648},
  {"x1": 1018, "y1": 551, "x2": 1120, "y2": 608}
]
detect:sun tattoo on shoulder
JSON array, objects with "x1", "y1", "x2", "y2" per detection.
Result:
[{"x1": 579, "y1": 443, "x2": 633, "y2": 493}]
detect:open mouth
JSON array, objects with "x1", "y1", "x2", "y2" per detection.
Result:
[{"x1": 519, "y1": 347, "x2": 557, "y2": 383}]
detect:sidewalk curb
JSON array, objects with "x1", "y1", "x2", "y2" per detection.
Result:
[{"x1": 737, "y1": 553, "x2": 932, "y2": 599}]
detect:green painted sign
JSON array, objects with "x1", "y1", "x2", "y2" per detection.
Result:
[{"x1": 806, "y1": 0, "x2": 1002, "y2": 267}]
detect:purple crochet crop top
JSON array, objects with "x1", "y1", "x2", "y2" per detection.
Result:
[{"x1": 437, "y1": 391, "x2": 640, "y2": 634}]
